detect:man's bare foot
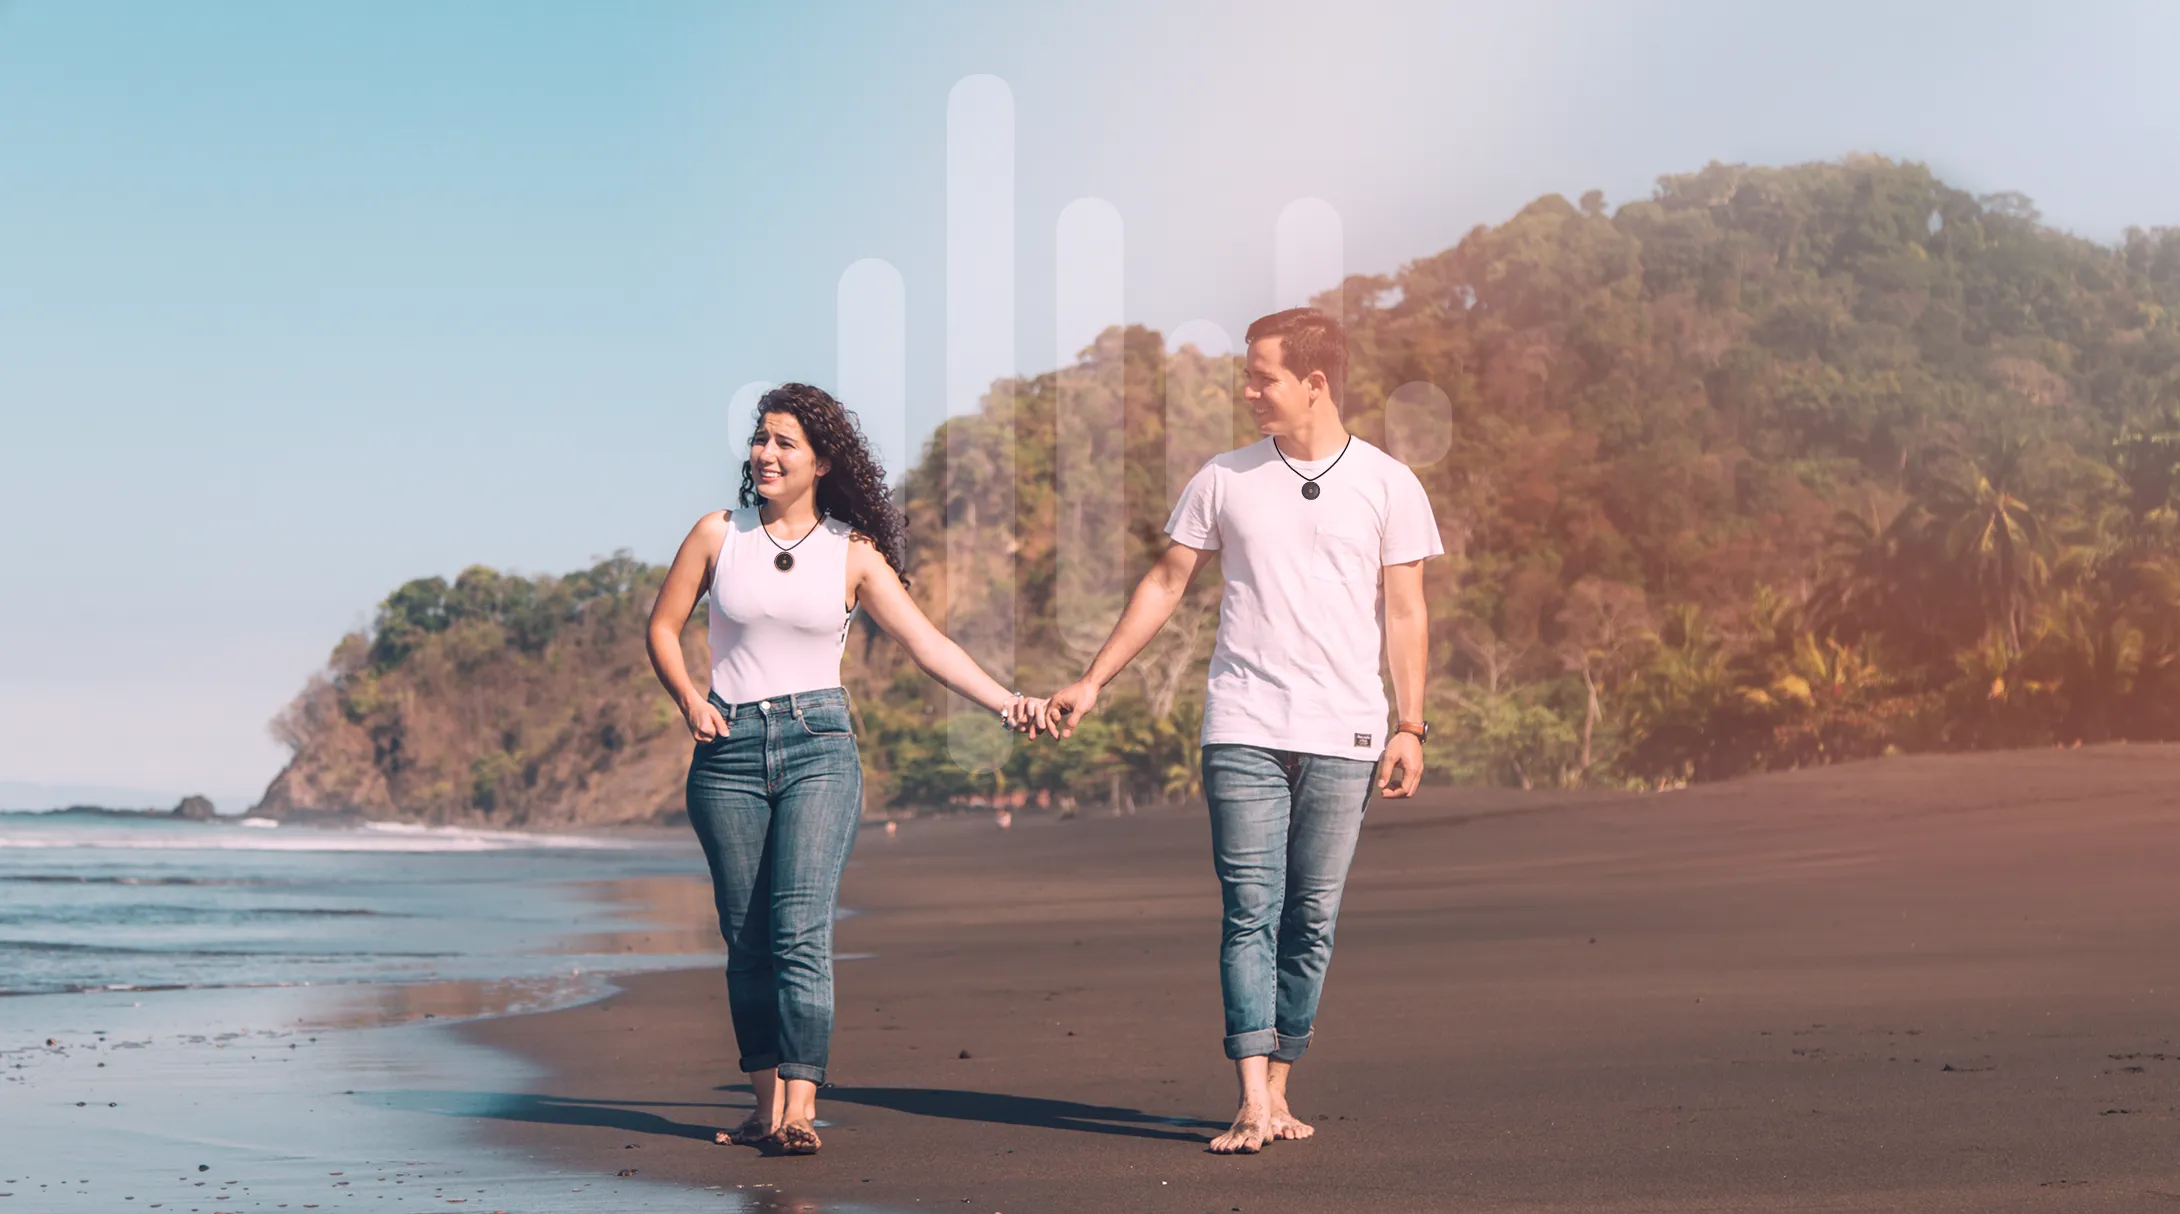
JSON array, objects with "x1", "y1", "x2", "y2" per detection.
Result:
[
  {"x1": 1208, "y1": 1108, "x2": 1271, "y2": 1154},
  {"x1": 766, "y1": 1117, "x2": 822, "y2": 1155},
  {"x1": 1264, "y1": 1058, "x2": 1312, "y2": 1140},
  {"x1": 716, "y1": 1110, "x2": 774, "y2": 1146}
]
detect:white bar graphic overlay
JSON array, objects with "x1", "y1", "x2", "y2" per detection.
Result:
[
  {"x1": 1055, "y1": 198, "x2": 1125, "y2": 652},
  {"x1": 728, "y1": 380, "x2": 777, "y2": 429},
  {"x1": 945, "y1": 75, "x2": 1016, "y2": 773},
  {"x1": 947, "y1": 75, "x2": 1015, "y2": 421},
  {"x1": 1275, "y1": 197, "x2": 1345, "y2": 321},
  {"x1": 1385, "y1": 380, "x2": 1455, "y2": 469}
]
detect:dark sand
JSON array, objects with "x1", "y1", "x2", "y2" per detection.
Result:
[{"x1": 464, "y1": 745, "x2": 2180, "y2": 1212}]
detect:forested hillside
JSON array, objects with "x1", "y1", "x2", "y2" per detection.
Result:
[
  {"x1": 259, "y1": 157, "x2": 2180, "y2": 823},
  {"x1": 254, "y1": 556, "x2": 696, "y2": 824}
]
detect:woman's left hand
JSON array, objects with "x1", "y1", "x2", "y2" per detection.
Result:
[{"x1": 1004, "y1": 694, "x2": 1050, "y2": 737}]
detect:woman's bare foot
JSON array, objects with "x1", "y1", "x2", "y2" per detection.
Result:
[
  {"x1": 1268, "y1": 1108, "x2": 1315, "y2": 1140},
  {"x1": 716, "y1": 1110, "x2": 775, "y2": 1146},
  {"x1": 723, "y1": 1068, "x2": 786, "y2": 1146},
  {"x1": 766, "y1": 1117, "x2": 823, "y2": 1156},
  {"x1": 1207, "y1": 1108, "x2": 1271, "y2": 1154}
]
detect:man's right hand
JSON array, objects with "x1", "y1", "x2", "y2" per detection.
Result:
[{"x1": 1043, "y1": 680, "x2": 1101, "y2": 738}]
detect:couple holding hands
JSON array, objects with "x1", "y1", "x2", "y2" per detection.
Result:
[{"x1": 645, "y1": 306, "x2": 1441, "y2": 1157}]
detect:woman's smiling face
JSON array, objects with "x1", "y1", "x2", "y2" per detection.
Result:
[{"x1": 749, "y1": 410, "x2": 831, "y2": 504}]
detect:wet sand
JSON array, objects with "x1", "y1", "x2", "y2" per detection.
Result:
[{"x1": 463, "y1": 745, "x2": 2180, "y2": 1212}]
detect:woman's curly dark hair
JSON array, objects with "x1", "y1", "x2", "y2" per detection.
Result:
[{"x1": 738, "y1": 382, "x2": 911, "y2": 586}]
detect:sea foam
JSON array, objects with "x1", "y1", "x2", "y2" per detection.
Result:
[{"x1": 0, "y1": 818, "x2": 645, "y2": 852}]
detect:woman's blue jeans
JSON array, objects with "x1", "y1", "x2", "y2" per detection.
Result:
[
  {"x1": 1201, "y1": 743, "x2": 1374, "y2": 1063},
  {"x1": 685, "y1": 687, "x2": 863, "y2": 1085}
]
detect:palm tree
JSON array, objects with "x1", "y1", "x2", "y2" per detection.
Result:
[
  {"x1": 1929, "y1": 438, "x2": 2047, "y2": 655},
  {"x1": 1809, "y1": 497, "x2": 1954, "y2": 664},
  {"x1": 2032, "y1": 503, "x2": 2180, "y2": 740},
  {"x1": 1739, "y1": 630, "x2": 1903, "y2": 767},
  {"x1": 1618, "y1": 604, "x2": 1737, "y2": 783}
]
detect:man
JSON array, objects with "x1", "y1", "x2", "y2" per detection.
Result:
[{"x1": 1044, "y1": 307, "x2": 1442, "y2": 1154}]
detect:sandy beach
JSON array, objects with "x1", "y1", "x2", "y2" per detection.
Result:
[{"x1": 461, "y1": 745, "x2": 2180, "y2": 1212}]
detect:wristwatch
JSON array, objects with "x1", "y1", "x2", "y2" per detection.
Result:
[{"x1": 1396, "y1": 720, "x2": 1430, "y2": 742}]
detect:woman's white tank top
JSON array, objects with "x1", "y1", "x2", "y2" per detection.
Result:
[{"x1": 706, "y1": 508, "x2": 855, "y2": 705}]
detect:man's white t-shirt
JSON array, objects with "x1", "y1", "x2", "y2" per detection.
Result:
[{"x1": 1164, "y1": 436, "x2": 1444, "y2": 760}]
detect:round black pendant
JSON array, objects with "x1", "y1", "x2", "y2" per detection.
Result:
[
  {"x1": 773, "y1": 552, "x2": 795, "y2": 572},
  {"x1": 1301, "y1": 481, "x2": 1321, "y2": 500}
]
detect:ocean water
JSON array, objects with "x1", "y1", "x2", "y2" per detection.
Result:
[
  {"x1": 0, "y1": 812, "x2": 882, "y2": 1212},
  {"x1": 0, "y1": 811, "x2": 710, "y2": 998}
]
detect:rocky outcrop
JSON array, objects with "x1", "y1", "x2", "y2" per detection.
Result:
[
  {"x1": 170, "y1": 795, "x2": 218, "y2": 821},
  {"x1": 253, "y1": 555, "x2": 706, "y2": 828}
]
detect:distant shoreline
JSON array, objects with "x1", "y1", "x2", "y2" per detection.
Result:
[{"x1": 2, "y1": 794, "x2": 223, "y2": 821}]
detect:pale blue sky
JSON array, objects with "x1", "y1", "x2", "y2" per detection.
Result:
[{"x1": 3, "y1": 0, "x2": 2177, "y2": 806}]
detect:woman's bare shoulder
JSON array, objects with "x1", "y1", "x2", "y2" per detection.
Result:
[
  {"x1": 677, "y1": 508, "x2": 736, "y2": 554},
  {"x1": 844, "y1": 529, "x2": 884, "y2": 568}
]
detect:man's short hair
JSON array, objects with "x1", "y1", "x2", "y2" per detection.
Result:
[{"x1": 1244, "y1": 307, "x2": 1347, "y2": 406}]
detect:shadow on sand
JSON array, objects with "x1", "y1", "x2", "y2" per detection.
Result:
[
  {"x1": 801, "y1": 1086, "x2": 1224, "y2": 1143},
  {"x1": 365, "y1": 1089, "x2": 732, "y2": 1141},
  {"x1": 370, "y1": 1085, "x2": 1220, "y2": 1146}
]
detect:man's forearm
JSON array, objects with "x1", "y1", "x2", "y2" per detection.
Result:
[
  {"x1": 1081, "y1": 574, "x2": 1186, "y2": 688},
  {"x1": 1387, "y1": 608, "x2": 1428, "y2": 723},
  {"x1": 1383, "y1": 562, "x2": 1430, "y2": 725}
]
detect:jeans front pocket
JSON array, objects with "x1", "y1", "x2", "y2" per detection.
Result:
[{"x1": 795, "y1": 697, "x2": 854, "y2": 738}]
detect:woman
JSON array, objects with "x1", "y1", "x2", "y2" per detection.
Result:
[{"x1": 645, "y1": 383, "x2": 1042, "y2": 1155}]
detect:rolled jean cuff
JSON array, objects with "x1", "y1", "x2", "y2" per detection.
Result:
[
  {"x1": 1224, "y1": 1028, "x2": 1277, "y2": 1060},
  {"x1": 738, "y1": 1051, "x2": 780, "y2": 1074},
  {"x1": 776, "y1": 1061, "x2": 827, "y2": 1084},
  {"x1": 1272, "y1": 1031, "x2": 1311, "y2": 1063}
]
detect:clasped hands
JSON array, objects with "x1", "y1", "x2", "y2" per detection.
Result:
[
  {"x1": 990, "y1": 679, "x2": 1096, "y2": 741},
  {"x1": 994, "y1": 679, "x2": 1094, "y2": 740},
  {"x1": 999, "y1": 692, "x2": 1049, "y2": 736}
]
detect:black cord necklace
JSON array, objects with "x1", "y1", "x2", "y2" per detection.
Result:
[
  {"x1": 1274, "y1": 435, "x2": 1352, "y2": 500},
  {"x1": 760, "y1": 510, "x2": 823, "y2": 571}
]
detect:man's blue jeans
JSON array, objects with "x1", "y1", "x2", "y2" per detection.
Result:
[
  {"x1": 685, "y1": 687, "x2": 863, "y2": 1085},
  {"x1": 1201, "y1": 743, "x2": 1374, "y2": 1062}
]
